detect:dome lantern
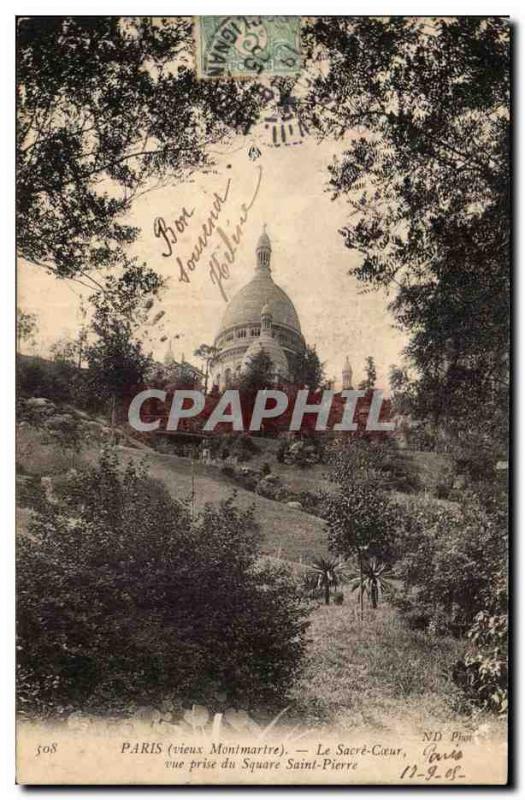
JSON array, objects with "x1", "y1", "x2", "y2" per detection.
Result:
[{"x1": 256, "y1": 225, "x2": 272, "y2": 273}]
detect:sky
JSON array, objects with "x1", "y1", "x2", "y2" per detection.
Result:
[{"x1": 18, "y1": 127, "x2": 408, "y2": 391}]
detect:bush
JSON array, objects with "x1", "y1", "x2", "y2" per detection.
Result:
[
  {"x1": 16, "y1": 474, "x2": 47, "y2": 512},
  {"x1": 452, "y1": 571, "x2": 508, "y2": 712},
  {"x1": 394, "y1": 499, "x2": 507, "y2": 638},
  {"x1": 17, "y1": 355, "x2": 106, "y2": 414},
  {"x1": 226, "y1": 434, "x2": 260, "y2": 462},
  {"x1": 388, "y1": 490, "x2": 508, "y2": 711},
  {"x1": 256, "y1": 476, "x2": 288, "y2": 502},
  {"x1": 296, "y1": 490, "x2": 328, "y2": 517},
  {"x1": 276, "y1": 439, "x2": 287, "y2": 463},
  {"x1": 17, "y1": 450, "x2": 308, "y2": 715},
  {"x1": 17, "y1": 356, "x2": 76, "y2": 403}
]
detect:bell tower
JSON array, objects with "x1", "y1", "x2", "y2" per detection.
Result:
[{"x1": 342, "y1": 356, "x2": 353, "y2": 390}]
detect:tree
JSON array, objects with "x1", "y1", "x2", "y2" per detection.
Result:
[
  {"x1": 194, "y1": 343, "x2": 219, "y2": 394},
  {"x1": 389, "y1": 364, "x2": 416, "y2": 417},
  {"x1": 17, "y1": 17, "x2": 264, "y2": 288},
  {"x1": 325, "y1": 440, "x2": 398, "y2": 620},
  {"x1": 290, "y1": 345, "x2": 325, "y2": 389},
  {"x1": 301, "y1": 18, "x2": 509, "y2": 446},
  {"x1": 17, "y1": 308, "x2": 38, "y2": 352},
  {"x1": 17, "y1": 450, "x2": 308, "y2": 713},
  {"x1": 85, "y1": 322, "x2": 151, "y2": 431},
  {"x1": 358, "y1": 356, "x2": 377, "y2": 391},
  {"x1": 50, "y1": 329, "x2": 88, "y2": 371},
  {"x1": 348, "y1": 557, "x2": 393, "y2": 609},
  {"x1": 83, "y1": 262, "x2": 163, "y2": 431},
  {"x1": 308, "y1": 557, "x2": 345, "y2": 605},
  {"x1": 240, "y1": 350, "x2": 274, "y2": 391}
]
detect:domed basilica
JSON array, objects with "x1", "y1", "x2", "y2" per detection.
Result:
[{"x1": 211, "y1": 228, "x2": 305, "y2": 389}]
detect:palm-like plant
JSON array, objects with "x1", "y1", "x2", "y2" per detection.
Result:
[
  {"x1": 349, "y1": 557, "x2": 393, "y2": 609},
  {"x1": 307, "y1": 558, "x2": 346, "y2": 605}
]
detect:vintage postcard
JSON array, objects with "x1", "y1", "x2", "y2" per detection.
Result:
[{"x1": 16, "y1": 15, "x2": 510, "y2": 785}]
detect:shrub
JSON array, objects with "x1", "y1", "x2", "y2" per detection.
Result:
[
  {"x1": 17, "y1": 450, "x2": 308, "y2": 715},
  {"x1": 276, "y1": 439, "x2": 287, "y2": 463},
  {"x1": 16, "y1": 474, "x2": 47, "y2": 512},
  {"x1": 226, "y1": 434, "x2": 260, "y2": 462},
  {"x1": 17, "y1": 356, "x2": 76, "y2": 403},
  {"x1": 296, "y1": 490, "x2": 327, "y2": 517},
  {"x1": 17, "y1": 355, "x2": 106, "y2": 414},
  {"x1": 256, "y1": 476, "x2": 288, "y2": 502},
  {"x1": 452, "y1": 571, "x2": 508, "y2": 712},
  {"x1": 394, "y1": 499, "x2": 507, "y2": 638}
]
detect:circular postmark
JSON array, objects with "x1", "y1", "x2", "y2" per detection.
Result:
[{"x1": 197, "y1": 16, "x2": 302, "y2": 79}]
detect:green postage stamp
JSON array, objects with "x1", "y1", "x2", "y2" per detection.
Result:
[{"x1": 196, "y1": 16, "x2": 302, "y2": 78}]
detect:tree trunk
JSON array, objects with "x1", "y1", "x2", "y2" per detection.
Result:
[
  {"x1": 371, "y1": 580, "x2": 378, "y2": 609},
  {"x1": 324, "y1": 581, "x2": 330, "y2": 605},
  {"x1": 359, "y1": 549, "x2": 364, "y2": 621},
  {"x1": 110, "y1": 394, "x2": 117, "y2": 444}
]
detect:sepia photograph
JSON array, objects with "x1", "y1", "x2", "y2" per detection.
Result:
[{"x1": 14, "y1": 13, "x2": 510, "y2": 785}]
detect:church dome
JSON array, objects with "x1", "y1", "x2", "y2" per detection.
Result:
[
  {"x1": 218, "y1": 273, "x2": 302, "y2": 335},
  {"x1": 211, "y1": 227, "x2": 305, "y2": 391}
]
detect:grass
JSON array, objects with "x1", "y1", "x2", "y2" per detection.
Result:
[
  {"x1": 289, "y1": 601, "x2": 470, "y2": 733},
  {"x1": 16, "y1": 424, "x2": 328, "y2": 563},
  {"x1": 16, "y1": 412, "x2": 505, "y2": 738},
  {"x1": 121, "y1": 447, "x2": 328, "y2": 563}
]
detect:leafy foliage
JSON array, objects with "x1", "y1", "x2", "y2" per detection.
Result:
[
  {"x1": 348, "y1": 557, "x2": 393, "y2": 609},
  {"x1": 239, "y1": 350, "x2": 275, "y2": 391},
  {"x1": 83, "y1": 262, "x2": 165, "y2": 419},
  {"x1": 289, "y1": 345, "x2": 326, "y2": 389},
  {"x1": 17, "y1": 451, "x2": 309, "y2": 715},
  {"x1": 452, "y1": 568, "x2": 507, "y2": 713},
  {"x1": 358, "y1": 356, "x2": 377, "y2": 391},
  {"x1": 17, "y1": 308, "x2": 38, "y2": 350},
  {"x1": 325, "y1": 481, "x2": 398, "y2": 566},
  {"x1": 194, "y1": 343, "x2": 219, "y2": 394},
  {"x1": 17, "y1": 355, "x2": 78, "y2": 405},
  {"x1": 307, "y1": 557, "x2": 346, "y2": 605},
  {"x1": 84, "y1": 324, "x2": 151, "y2": 411},
  {"x1": 389, "y1": 364, "x2": 417, "y2": 417},
  {"x1": 393, "y1": 497, "x2": 507, "y2": 638},
  {"x1": 302, "y1": 17, "x2": 509, "y2": 444},
  {"x1": 17, "y1": 17, "x2": 263, "y2": 284}
]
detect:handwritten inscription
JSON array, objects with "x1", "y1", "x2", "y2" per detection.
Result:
[
  {"x1": 153, "y1": 208, "x2": 195, "y2": 257},
  {"x1": 153, "y1": 167, "x2": 263, "y2": 302}
]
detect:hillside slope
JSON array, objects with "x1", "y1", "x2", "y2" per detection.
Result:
[{"x1": 17, "y1": 413, "x2": 328, "y2": 563}]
